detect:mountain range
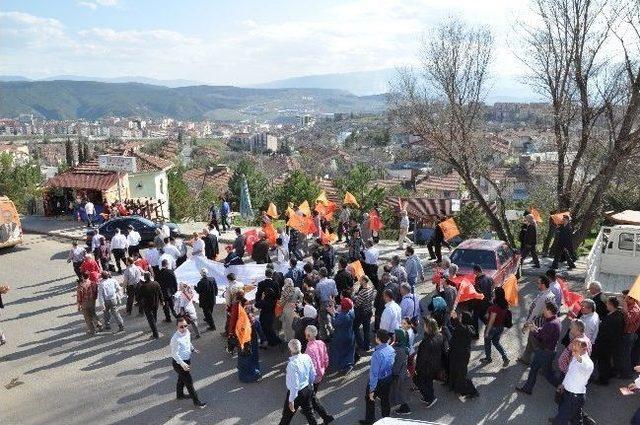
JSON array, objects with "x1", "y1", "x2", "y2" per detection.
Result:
[{"x1": 0, "y1": 80, "x2": 385, "y2": 121}]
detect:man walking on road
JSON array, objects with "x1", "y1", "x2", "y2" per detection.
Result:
[
  {"x1": 156, "y1": 259, "x2": 178, "y2": 322},
  {"x1": 195, "y1": 268, "x2": 218, "y2": 331},
  {"x1": 170, "y1": 317, "x2": 206, "y2": 408},
  {"x1": 126, "y1": 225, "x2": 141, "y2": 258},
  {"x1": 98, "y1": 271, "x2": 124, "y2": 333},
  {"x1": 76, "y1": 272, "x2": 102, "y2": 336},
  {"x1": 139, "y1": 272, "x2": 163, "y2": 339},
  {"x1": 278, "y1": 338, "x2": 318, "y2": 425},
  {"x1": 68, "y1": 241, "x2": 86, "y2": 281},
  {"x1": 110, "y1": 228, "x2": 128, "y2": 273},
  {"x1": 123, "y1": 257, "x2": 143, "y2": 316}
]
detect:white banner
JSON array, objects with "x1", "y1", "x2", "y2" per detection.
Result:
[{"x1": 175, "y1": 256, "x2": 292, "y2": 303}]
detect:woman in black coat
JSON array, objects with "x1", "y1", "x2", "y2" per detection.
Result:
[
  {"x1": 415, "y1": 317, "x2": 447, "y2": 406},
  {"x1": 448, "y1": 309, "x2": 479, "y2": 399}
]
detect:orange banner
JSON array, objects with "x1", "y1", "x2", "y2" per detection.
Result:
[
  {"x1": 263, "y1": 222, "x2": 277, "y2": 246},
  {"x1": 503, "y1": 274, "x2": 519, "y2": 306},
  {"x1": 550, "y1": 211, "x2": 570, "y2": 225},
  {"x1": 343, "y1": 191, "x2": 360, "y2": 207},
  {"x1": 457, "y1": 278, "x2": 485, "y2": 303},
  {"x1": 266, "y1": 202, "x2": 278, "y2": 219},
  {"x1": 369, "y1": 209, "x2": 384, "y2": 232},
  {"x1": 287, "y1": 213, "x2": 307, "y2": 233},
  {"x1": 315, "y1": 201, "x2": 337, "y2": 221},
  {"x1": 529, "y1": 207, "x2": 542, "y2": 223},
  {"x1": 316, "y1": 191, "x2": 329, "y2": 206},
  {"x1": 298, "y1": 200, "x2": 312, "y2": 217}
]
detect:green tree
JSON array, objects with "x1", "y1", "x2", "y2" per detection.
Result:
[
  {"x1": 167, "y1": 168, "x2": 192, "y2": 222},
  {"x1": 455, "y1": 203, "x2": 490, "y2": 239},
  {"x1": 65, "y1": 138, "x2": 74, "y2": 166},
  {"x1": 272, "y1": 170, "x2": 321, "y2": 213},
  {"x1": 0, "y1": 153, "x2": 43, "y2": 213},
  {"x1": 228, "y1": 159, "x2": 270, "y2": 211},
  {"x1": 335, "y1": 163, "x2": 386, "y2": 213}
]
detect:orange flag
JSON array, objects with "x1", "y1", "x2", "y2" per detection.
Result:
[
  {"x1": 457, "y1": 278, "x2": 485, "y2": 303},
  {"x1": 287, "y1": 213, "x2": 307, "y2": 233},
  {"x1": 316, "y1": 191, "x2": 329, "y2": 206},
  {"x1": 343, "y1": 191, "x2": 360, "y2": 207},
  {"x1": 266, "y1": 202, "x2": 278, "y2": 219},
  {"x1": 320, "y1": 230, "x2": 338, "y2": 245},
  {"x1": 315, "y1": 200, "x2": 337, "y2": 221},
  {"x1": 285, "y1": 202, "x2": 295, "y2": 219},
  {"x1": 369, "y1": 209, "x2": 384, "y2": 232},
  {"x1": 263, "y1": 222, "x2": 277, "y2": 246},
  {"x1": 550, "y1": 211, "x2": 570, "y2": 225},
  {"x1": 503, "y1": 274, "x2": 519, "y2": 306},
  {"x1": 298, "y1": 200, "x2": 312, "y2": 217},
  {"x1": 304, "y1": 216, "x2": 318, "y2": 235},
  {"x1": 244, "y1": 229, "x2": 259, "y2": 256},
  {"x1": 438, "y1": 217, "x2": 460, "y2": 241},
  {"x1": 348, "y1": 260, "x2": 365, "y2": 279},
  {"x1": 629, "y1": 275, "x2": 640, "y2": 302},
  {"x1": 235, "y1": 305, "x2": 252, "y2": 350},
  {"x1": 529, "y1": 207, "x2": 542, "y2": 223}
]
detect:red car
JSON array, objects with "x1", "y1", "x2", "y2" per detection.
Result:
[{"x1": 433, "y1": 239, "x2": 521, "y2": 288}]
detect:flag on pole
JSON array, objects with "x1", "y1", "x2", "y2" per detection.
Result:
[
  {"x1": 316, "y1": 191, "x2": 329, "y2": 206},
  {"x1": 263, "y1": 222, "x2": 277, "y2": 246},
  {"x1": 348, "y1": 260, "x2": 365, "y2": 279},
  {"x1": 266, "y1": 202, "x2": 278, "y2": 219},
  {"x1": 369, "y1": 209, "x2": 384, "y2": 232},
  {"x1": 320, "y1": 230, "x2": 338, "y2": 245},
  {"x1": 315, "y1": 200, "x2": 337, "y2": 220},
  {"x1": 239, "y1": 174, "x2": 254, "y2": 220},
  {"x1": 438, "y1": 217, "x2": 460, "y2": 241},
  {"x1": 457, "y1": 278, "x2": 484, "y2": 302},
  {"x1": 298, "y1": 200, "x2": 312, "y2": 217},
  {"x1": 343, "y1": 191, "x2": 360, "y2": 207},
  {"x1": 287, "y1": 213, "x2": 307, "y2": 233}
]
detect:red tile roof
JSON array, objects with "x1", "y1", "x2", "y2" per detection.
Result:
[
  {"x1": 47, "y1": 160, "x2": 119, "y2": 191},
  {"x1": 183, "y1": 166, "x2": 231, "y2": 196},
  {"x1": 414, "y1": 173, "x2": 462, "y2": 194}
]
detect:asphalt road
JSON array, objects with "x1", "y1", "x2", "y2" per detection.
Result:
[{"x1": 0, "y1": 234, "x2": 637, "y2": 425}]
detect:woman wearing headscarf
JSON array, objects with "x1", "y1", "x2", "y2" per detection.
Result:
[
  {"x1": 448, "y1": 309, "x2": 479, "y2": 400},
  {"x1": 279, "y1": 278, "x2": 303, "y2": 343},
  {"x1": 330, "y1": 298, "x2": 356, "y2": 374},
  {"x1": 173, "y1": 283, "x2": 201, "y2": 339},
  {"x1": 237, "y1": 302, "x2": 262, "y2": 383},
  {"x1": 391, "y1": 328, "x2": 412, "y2": 415},
  {"x1": 415, "y1": 317, "x2": 446, "y2": 407}
]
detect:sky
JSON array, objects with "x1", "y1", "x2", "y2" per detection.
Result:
[{"x1": 0, "y1": 0, "x2": 533, "y2": 85}]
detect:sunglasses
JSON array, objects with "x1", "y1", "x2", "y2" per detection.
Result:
[{"x1": 178, "y1": 325, "x2": 188, "y2": 329}]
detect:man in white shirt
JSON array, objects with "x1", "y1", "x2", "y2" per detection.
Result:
[
  {"x1": 379, "y1": 289, "x2": 402, "y2": 334},
  {"x1": 91, "y1": 231, "x2": 104, "y2": 257},
  {"x1": 126, "y1": 225, "x2": 142, "y2": 257},
  {"x1": 67, "y1": 241, "x2": 87, "y2": 280},
  {"x1": 398, "y1": 209, "x2": 410, "y2": 249},
  {"x1": 85, "y1": 200, "x2": 95, "y2": 228},
  {"x1": 122, "y1": 257, "x2": 143, "y2": 315},
  {"x1": 98, "y1": 271, "x2": 124, "y2": 332},
  {"x1": 163, "y1": 239, "x2": 182, "y2": 261},
  {"x1": 546, "y1": 269, "x2": 564, "y2": 309},
  {"x1": 278, "y1": 339, "x2": 317, "y2": 425},
  {"x1": 110, "y1": 228, "x2": 129, "y2": 273},
  {"x1": 170, "y1": 317, "x2": 206, "y2": 408},
  {"x1": 550, "y1": 339, "x2": 593, "y2": 424},
  {"x1": 145, "y1": 244, "x2": 161, "y2": 276},
  {"x1": 160, "y1": 249, "x2": 177, "y2": 271},
  {"x1": 579, "y1": 299, "x2": 600, "y2": 343},
  {"x1": 190, "y1": 232, "x2": 205, "y2": 257}
]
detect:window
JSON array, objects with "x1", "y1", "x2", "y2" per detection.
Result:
[
  {"x1": 497, "y1": 245, "x2": 512, "y2": 265},
  {"x1": 619, "y1": 233, "x2": 635, "y2": 251},
  {"x1": 159, "y1": 178, "x2": 165, "y2": 195},
  {"x1": 450, "y1": 249, "x2": 497, "y2": 270}
]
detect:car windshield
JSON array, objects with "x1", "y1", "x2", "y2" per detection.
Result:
[
  {"x1": 127, "y1": 216, "x2": 155, "y2": 227},
  {"x1": 450, "y1": 248, "x2": 497, "y2": 270}
]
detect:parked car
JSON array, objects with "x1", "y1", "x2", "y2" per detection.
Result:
[
  {"x1": 586, "y1": 224, "x2": 640, "y2": 294},
  {"x1": 433, "y1": 238, "x2": 521, "y2": 288},
  {"x1": 0, "y1": 196, "x2": 23, "y2": 250},
  {"x1": 94, "y1": 216, "x2": 181, "y2": 245}
]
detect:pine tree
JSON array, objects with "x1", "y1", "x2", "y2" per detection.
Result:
[{"x1": 65, "y1": 138, "x2": 74, "y2": 166}]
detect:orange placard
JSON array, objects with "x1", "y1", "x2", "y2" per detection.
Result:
[
  {"x1": 298, "y1": 200, "x2": 312, "y2": 217},
  {"x1": 235, "y1": 305, "x2": 252, "y2": 350},
  {"x1": 438, "y1": 217, "x2": 460, "y2": 241},
  {"x1": 266, "y1": 202, "x2": 278, "y2": 219},
  {"x1": 530, "y1": 207, "x2": 542, "y2": 223},
  {"x1": 343, "y1": 191, "x2": 360, "y2": 207},
  {"x1": 550, "y1": 211, "x2": 570, "y2": 225},
  {"x1": 503, "y1": 274, "x2": 519, "y2": 306},
  {"x1": 348, "y1": 260, "x2": 365, "y2": 279}
]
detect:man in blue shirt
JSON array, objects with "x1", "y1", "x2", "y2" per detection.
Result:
[
  {"x1": 360, "y1": 329, "x2": 396, "y2": 424},
  {"x1": 279, "y1": 339, "x2": 319, "y2": 425},
  {"x1": 404, "y1": 246, "x2": 424, "y2": 292},
  {"x1": 219, "y1": 198, "x2": 230, "y2": 232}
]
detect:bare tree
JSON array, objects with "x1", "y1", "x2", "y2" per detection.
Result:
[
  {"x1": 389, "y1": 18, "x2": 516, "y2": 245},
  {"x1": 519, "y1": 0, "x2": 640, "y2": 248}
]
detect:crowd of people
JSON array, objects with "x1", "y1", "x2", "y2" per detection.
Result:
[{"x1": 49, "y1": 201, "x2": 640, "y2": 423}]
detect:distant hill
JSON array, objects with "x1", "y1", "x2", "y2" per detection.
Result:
[
  {"x1": 0, "y1": 74, "x2": 201, "y2": 88},
  {"x1": 0, "y1": 80, "x2": 386, "y2": 120},
  {"x1": 252, "y1": 68, "x2": 542, "y2": 103}
]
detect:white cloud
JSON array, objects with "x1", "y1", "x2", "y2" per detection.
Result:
[
  {"x1": 78, "y1": 2, "x2": 98, "y2": 10},
  {"x1": 77, "y1": 0, "x2": 118, "y2": 10}
]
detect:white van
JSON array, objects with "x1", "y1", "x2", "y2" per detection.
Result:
[
  {"x1": 586, "y1": 225, "x2": 640, "y2": 293},
  {"x1": 0, "y1": 196, "x2": 23, "y2": 249}
]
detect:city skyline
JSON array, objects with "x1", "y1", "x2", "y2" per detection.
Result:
[{"x1": 1, "y1": 0, "x2": 533, "y2": 87}]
